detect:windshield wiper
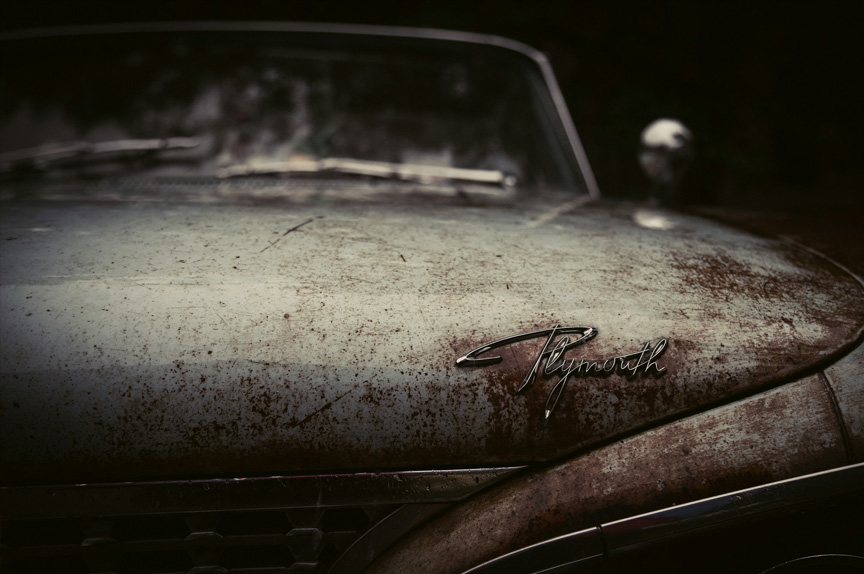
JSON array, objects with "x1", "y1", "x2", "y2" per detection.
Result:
[
  {"x1": 218, "y1": 157, "x2": 517, "y2": 189},
  {"x1": 0, "y1": 137, "x2": 202, "y2": 172}
]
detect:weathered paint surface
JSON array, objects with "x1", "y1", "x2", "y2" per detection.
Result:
[
  {"x1": 1, "y1": 195, "x2": 863, "y2": 483},
  {"x1": 367, "y1": 375, "x2": 850, "y2": 574},
  {"x1": 825, "y1": 341, "x2": 864, "y2": 462}
]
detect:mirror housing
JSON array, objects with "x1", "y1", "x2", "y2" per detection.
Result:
[{"x1": 638, "y1": 118, "x2": 694, "y2": 204}]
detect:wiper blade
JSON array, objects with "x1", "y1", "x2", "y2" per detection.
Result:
[
  {"x1": 219, "y1": 157, "x2": 517, "y2": 189},
  {"x1": 0, "y1": 137, "x2": 201, "y2": 171}
]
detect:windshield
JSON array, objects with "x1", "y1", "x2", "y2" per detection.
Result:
[{"x1": 0, "y1": 29, "x2": 587, "y2": 193}]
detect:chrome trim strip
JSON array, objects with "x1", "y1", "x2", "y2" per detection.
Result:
[
  {"x1": 536, "y1": 56, "x2": 601, "y2": 199},
  {"x1": 330, "y1": 503, "x2": 450, "y2": 574},
  {"x1": 0, "y1": 21, "x2": 601, "y2": 199},
  {"x1": 461, "y1": 463, "x2": 864, "y2": 573},
  {"x1": 759, "y1": 554, "x2": 864, "y2": 574},
  {"x1": 0, "y1": 21, "x2": 548, "y2": 58},
  {"x1": 602, "y1": 462, "x2": 864, "y2": 553},
  {"x1": 457, "y1": 325, "x2": 668, "y2": 423},
  {"x1": 463, "y1": 527, "x2": 604, "y2": 574},
  {"x1": 0, "y1": 466, "x2": 524, "y2": 520}
]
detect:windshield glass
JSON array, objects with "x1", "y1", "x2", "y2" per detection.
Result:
[{"x1": 0, "y1": 29, "x2": 586, "y2": 192}]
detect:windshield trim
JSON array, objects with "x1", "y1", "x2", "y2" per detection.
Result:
[{"x1": 1, "y1": 22, "x2": 549, "y2": 60}]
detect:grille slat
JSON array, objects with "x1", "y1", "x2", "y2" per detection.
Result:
[{"x1": 1, "y1": 505, "x2": 392, "y2": 574}]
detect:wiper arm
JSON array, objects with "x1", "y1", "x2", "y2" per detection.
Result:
[
  {"x1": 219, "y1": 157, "x2": 517, "y2": 189},
  {"x1": 0, "y1": 137, "x2": 201, "y2": 171}
]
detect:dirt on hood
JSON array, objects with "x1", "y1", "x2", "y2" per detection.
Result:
[{"x1": 2, "y1": 194, "x2": 862, "y2": 483}]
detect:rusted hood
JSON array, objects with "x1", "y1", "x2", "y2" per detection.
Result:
[{"x1": 2, "y1": 196, "x2": 863, "y2": 483}]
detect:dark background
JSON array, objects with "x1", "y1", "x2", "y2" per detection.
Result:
[{"x1": 3, "y1": 0, "x2": 863, "y2": 210}]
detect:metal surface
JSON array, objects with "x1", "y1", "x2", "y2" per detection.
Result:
[
  {"x1": 601, "y1": 463, "x2": 864, "y2": 554},
  {"x1": 455, "y1": 326, "x2": 597, "y2": 368},
  {"x1": 0, "y1": 467, "x2": 521, "y2": 520},
  {"x1": 2, "y1": 503, "x2": 401, "y2": 573},
  {"x1": 2, "y1": 200, "x2": 863, "y2": 483},
  {"x1": 1, "y1": 21, "x2": 861, "y2": 574},
  {"x1": 367, "y1": 375, "x2": 851, "y2": 573},
  {"x1": 690, "y1": 208, "x2": 864, "y2": 280},
  {"x1": 759, "y1": 555, "x2": 864, "y2": 574},
  {"x1": 462, "y1": 528, "x2": 604, "y2": 574},
  {"x1": 824, "y1": 341, "x2": 864, "y2": 462},
  {"x1": 329, "y1": 503, "x2": 449, "y2": 574},
  {"x1": 639, "y1": 119, "x2": 694, "y2": 205},
  {"x1": 0, "y1": 469, "x2": 515, "y2": 572},
  {"x1": 460, "y1": 464, "x2": 864, "y2": 574},
  {"x1": 457, "y1": 325, "x2": 668, "y2": 422}
]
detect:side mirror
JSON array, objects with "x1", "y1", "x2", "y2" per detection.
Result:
[{"x1": 638, "y1": 119, "x2": 694, "y2": 205}]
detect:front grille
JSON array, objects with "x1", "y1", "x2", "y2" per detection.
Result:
[
  {"x1": 0, "y1": 468, "x2": 521, "y2": 573},
  {"x1": 1, "y1": 505, "x2": 396, "y2": 573}
]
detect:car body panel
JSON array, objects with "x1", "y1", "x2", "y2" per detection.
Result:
[
  {"x1": 367, "y1": 375, "x2": 852, "y2": 573},
  {"x1": 2, "y1": 195, "x2": 862, "y2": 484},
  {"x1": 1, "y1": 22, "x2": 863, "y2": 574},
  {"x1": 826, "y1": 341, "x2": 864, "y2": 460}
]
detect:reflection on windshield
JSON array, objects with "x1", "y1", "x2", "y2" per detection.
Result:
[
  {"x1": 218, "y1": 157, "x2": 516, "y2": 190},
  {"x1": 1, "y1": 32, "x2": 580, "y2": 190},
  {"x1": 0, "y1": 137, "x2": 202, "y2": 171}
]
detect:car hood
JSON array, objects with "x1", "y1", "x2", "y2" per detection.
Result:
[{"x1": 2, "y1": 192, "x2": 863, "y2": 484}]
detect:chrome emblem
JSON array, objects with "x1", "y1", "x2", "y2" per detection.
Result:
[{"x1": 456, "y1": 325, "x2": 668, "y2": 422}]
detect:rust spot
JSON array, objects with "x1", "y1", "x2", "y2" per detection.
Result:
[
  {"x1": 671, "y1": 251, "x2": 792, "y2": 303},
  {"x1": 368, "y1": 378, "x2": 847, "y2": 574}
]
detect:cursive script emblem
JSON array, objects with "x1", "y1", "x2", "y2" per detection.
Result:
[{"x1": 456, "y1": 325, "x2": 667, "y2": 423}]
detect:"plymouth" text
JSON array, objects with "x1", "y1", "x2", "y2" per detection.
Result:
[{"x1": 456, "y1": 325, "x2": 667, "y2": 422}]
